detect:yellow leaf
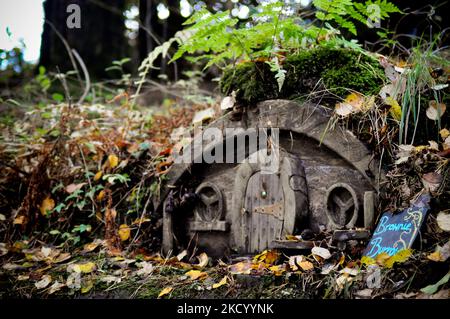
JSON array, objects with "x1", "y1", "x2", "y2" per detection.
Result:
[
  {"x1": 440, "y1": 128, "x2": 450, "y2": 139},
  {"x1": 386, "y1": 97, "x2": 402, "y2": 121},
  {"x1": 427, "y1": 251, "x2": 443, "y2": 262},
  {"x1": 378, "y1": 249, "x2": 412, "y2": 268},
  {"x1": 118, "y1": 224, "x2": 131, "y2": 241},
  {"x1": 13, "y1": 215, "x2": 25, "y2": 225},
  {"x1": 108, "y1": 154, "x2": 119, "y2": 169},
  {"x1": 299, "y1": 261, "x2": 314, "y2": 271},
  {"x1": 158, "y1": 287, "x2": 173, "y2": 298},
  {"x1": 269, "y1": 264, "x2": 286, "y2": 276},
  {"x1": 212, "y1": 276, "x2": 228, "y2": 289},
  {"x1": 94, "y1": 171, "x2": 103, "y2": 181},
  {"x1": 285, "y1": 235, "x2": 300, "y2": 241},
  {"x1": 73, "y1": 262, "x2": 96, "y2": 273},
  {"x1": 96, "y1": 190, "x2": 105, "y2": 201},
  {"x1": 375, "y1": 252, "x2": 391, "y2": 266},
  {"x1": 361, "y1": 255, "x2": 376, "y2": 266},
  {"x1": 253, "y1": 249, "x2": 280, "y2": 265},
  {"x1": 185, "y1": 270, "x2": 208, "y2": 281},
  {"x1": 81, "y1": 280, "x2": 94, "y2": 294},
  {"x1": 40, "y1": 197, "x2": 55, "y2": 216}
]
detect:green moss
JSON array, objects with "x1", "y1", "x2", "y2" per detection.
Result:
[
  {"x1": 220, "y1": 61, "x2": 278, "y2": 104},
  {"x1": 220, "y1": 47, "x2": 386, "y2": 104}
]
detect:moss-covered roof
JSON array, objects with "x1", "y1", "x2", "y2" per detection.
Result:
[{"x1": 220, "y1": 47, "x2": 386, "y2": 105}]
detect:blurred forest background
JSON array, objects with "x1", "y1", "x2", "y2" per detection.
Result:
[{"x1": 1, "y1": 0, "x2": 449, "y2": 93}]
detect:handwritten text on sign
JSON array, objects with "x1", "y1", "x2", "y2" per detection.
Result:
[{"x1": 364, "y1": 194, "x2": 430, "y2": 258}]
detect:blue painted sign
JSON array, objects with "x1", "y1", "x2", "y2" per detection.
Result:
[{"x1": 363, "y1": 194, "x2": 431, "y2": 258}]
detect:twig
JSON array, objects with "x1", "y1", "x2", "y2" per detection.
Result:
[{"x1": 72, "y1": 49, "x2": 91, "y2": 105}]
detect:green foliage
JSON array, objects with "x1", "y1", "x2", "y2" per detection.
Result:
[
  {"x1": 171, "y1": 0, "x2": 399, "y2": 68},
  {"x1": 313, "y1": 0, "x2": 400, "y2": 35}
]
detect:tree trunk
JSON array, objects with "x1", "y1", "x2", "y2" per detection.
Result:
[{"x1": 39, "y1": 0, "x2": 129, "y2": 79}]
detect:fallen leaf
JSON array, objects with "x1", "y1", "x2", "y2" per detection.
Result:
[
  {"x1": 196, "y1": 252, "x2": 209, "y2": 268},
  {"x1": 118, "y1": 224, "x2": 131, "y2": 241},
  {"x1": 108, "y1": 154, "x2": 119, "y2": 169},
  {"x1": 94, "y1": 171, "x2": 103, "y2": 181},
  {"x1": 82, "y1": 239, "x2": 102, "y2": 253},
  {"x1": 158, "y1": 287, "x2": 173, "y2": 298},
  {"x1": 39, "y1": 197, "x2": 55, "y2": 216},
  {"x1": 65, "y1": 183, "x2": 86, "y2": 194},
  {"x1": 384, "y1": 249, "x2": 412, "y2": 268},
  {"x1": 66, "y1": 272, "x2": 81, "y2": 290},
  {"x1": 132, "y1": 217, "x2": 151, "y2": 225},
  {"x1": 229, "y1": 261, "x2": 252, "y2": 275},
  {"x1": 288, "y1": 255, "x2": 305, "y2": 271},
  {"x1": 53, "y1": 252, "x2": 71, "y2": 263},
  {"x1": 335, "y1": 93, "x2": 366, "y2": 117},
  {"x1": 100, "y1": 275, "x2": 121, "y2": 284},
  {"x1": 395, "y1": 144, "x2": 414, "y2": 165},
  {"x1": 0, "y1": 243, "x2": 8, "y2": 257},
  {"x1": 70, "y1": 262, "x2": 96, "y2": 274},
  {"x1": 427, "y1": 251, "x2": 443, "y2": 262},
  {"x1": 422, "y1": 172, "x2": 443, "y2": 192},
  {"x1": 354, "y1": 288, "x2": 373, "y2": 298},
  {"x1": 212, "y1": 276, "x2": 228, "y2": 289},
  {"x1": 192, "y1": 108, "x2": 215, "y2": 125},
  {"x1": 96, "y1": 190, "x2": 105, "y2": 201},
  {"x1": 0, "y1": 213, "x2": 6, "y2": 221},
  {"x1": 185, "y1": 270, "x2": 208, "y2": 281},
  {"x1": 440, "y1": 128, "x2": 450, "y2": 139},
  {"x1": 35, "y1": 275, "x2": 52, "y2": 289},
  {"x1": 48, "y1": 281, "x2": 65, "y2": 294},
  {"x1": 437, "y1": 212, "x2": 450, "y2": 232},
  {"x1": 421, "y1": 272, "x2": 450, "y2": 294},
  {"x1": 2, "y1": 263, "x2": 24, "y2": 270},
  {"x1": 220, "y1": 95, "x2": 235, "y2": 110},
  {"x1": 13, "y1": 215, "x2": 25, "y2": 225},
  {"x1": 299, "y1": 261, "x2": 314, "y2": 271},
  {"x1": 253, "y1": 250, "x2": 280, "y2": 265},
  {"x1": 136, "y1": 261, "x2": 154, "y2": 277},
  {"x1": 375, "y1": 252, "x2": 391, "y2": 266},
  {"x1": 269, "y1": 264, "x2": 286, "y2": 276},
  {"x1": 81, "y1": 279, "x2": 94, "y2": 294},
  {"x1": 17, "y1": 275, "x2": 29, "y2": 281},
  {"x1": 426, "y1": 101, "x2": 446, "y2": 120},
  {"x1": 312, "y1": 247, "x2": 331, "y2": 260},
  {"x1": 176, "y1": 250, "x2": 188, "y2": 262},
  {"x1": 431, "y1": 84, "x2": 449, "y2": 91},
  {"x1": 340, "y1": 267, "x2": 359, "y2": 276},
  {"x1": 336, "y1": 274, "x2": 353, "y2": 290},
  {"x1": 385, "y1": 97, "x2": 402, "y2": 121}
]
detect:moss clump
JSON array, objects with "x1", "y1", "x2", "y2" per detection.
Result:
[
  {"x1": 220, "y1": 47, "x2": 385, "y2": 104},
  {"x1": 220, "y1": 61, "x2": 278, "y2": 105}
]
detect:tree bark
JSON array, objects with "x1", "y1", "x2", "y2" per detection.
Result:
[{"x1": 39, "y1": 0, "x2": 129, "y2": 79}]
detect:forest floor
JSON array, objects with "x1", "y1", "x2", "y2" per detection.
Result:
[{"x1": 0, "y1": 49, "x2": 449, "y2": 299}]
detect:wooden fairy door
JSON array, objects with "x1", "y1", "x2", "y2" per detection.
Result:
[
  {"x1": 231, "y1": 151, "x2": 309, "y2": 253},
  {"x1": 244, "y1": 172, "x2": 285, "y2": 252}
]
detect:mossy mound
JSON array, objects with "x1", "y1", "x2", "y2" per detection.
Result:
[{"x1": 220, "y1": 47, "x2": 386, "y2": 105}]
